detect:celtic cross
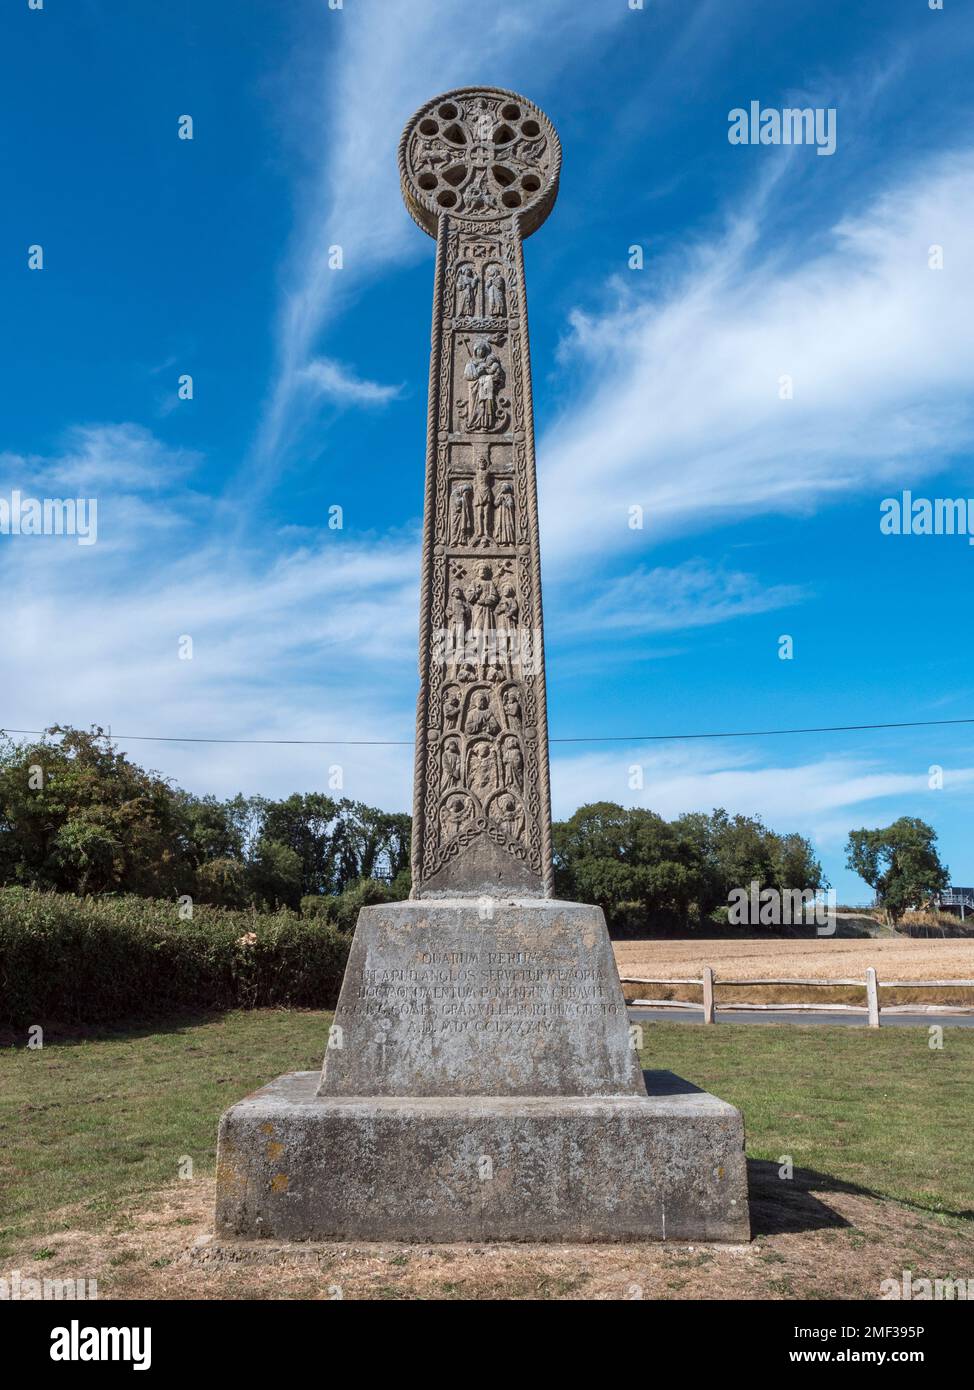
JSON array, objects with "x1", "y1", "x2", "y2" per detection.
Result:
[{"x1": 399, "y1": 87, "x2": 560, "y2": 898}]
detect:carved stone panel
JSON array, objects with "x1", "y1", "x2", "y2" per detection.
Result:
[{"x1": 400, "y1": 88, "x2": 560, "y2": 898}]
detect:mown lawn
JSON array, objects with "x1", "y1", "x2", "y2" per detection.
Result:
[
  {"x1": 1, "y1": 1012, "x2": 971, "y2": 1258},
  {"x1": 0, "y1": 1010, "x2": 329, "y2": 1257},
  {"x1": 645, "y1": 1021, "x2": 973, "y2": 1218}
]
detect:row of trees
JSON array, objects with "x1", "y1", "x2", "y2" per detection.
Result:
[
  {"x1": 0, "y1": 728, "x2": 410, "y2": 913},
  {"x1": 553, "y1": 802, "x2": 825, "y2": 932},
  {"x1": 0, "y1": 728, "x2": 950, "y2": 928}
]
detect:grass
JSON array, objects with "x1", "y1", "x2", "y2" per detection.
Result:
[
  {"x1": 641, "y1": 1021, "x2": 974, "y2": 1217},
  {"x1": 0, "y1": 1009, "x2": 329, "y2": 1257},
  {"x1": 1, "y1": 1011, "x2": 972, "y2": 1263},
  {"x1": 1, "y1": 1010, "x2": 972, "y2": 1299}
]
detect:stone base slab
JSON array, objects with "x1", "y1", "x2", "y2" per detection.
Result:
[{"x1": 216, "y1": 1070, "x2": 750, "y2": 1243}]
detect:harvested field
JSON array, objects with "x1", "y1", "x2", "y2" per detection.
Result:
[{"x1": 614, "y1": 936, "x2": 974, "y2": 1008}]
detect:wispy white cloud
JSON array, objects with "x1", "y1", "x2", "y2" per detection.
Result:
[
  {"x1": 0, "y1": 424, "x2": 202, "y2": 555},
  {"x1": 539, "y1": 148, "x2": 974, "y2": 564},
  {"x1": 0, "y1": 456, "x2": 420, "y2": 804},
  {"x1": 1, "y1": 423, "x2": 199, "y2": 494},
  {"x1": 299, "y1": 357, "x2": 404, "y2": 406},
  {"x1": 550, "y1": 742, "x2": 974, "y2": 845},
  {"x1": 570, "y1": 559, "x2": 805, "y2": 635}
]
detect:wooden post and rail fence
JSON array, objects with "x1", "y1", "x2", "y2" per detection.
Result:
[{"x1": 619, "y1": 966, "x2": 974, "y2": 1027}]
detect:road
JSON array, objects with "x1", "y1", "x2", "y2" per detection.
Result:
[{"x1": 628, "y1": 1007, "x2": 974, "y2": 1028}]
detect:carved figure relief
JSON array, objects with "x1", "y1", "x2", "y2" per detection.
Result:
[
  {"x1": 441, "y1": 736, "x2": 462, "y2": 790},
  {"x1": 440, "y1": 791, "x2": 477, "y2": 841},
  {"x1": 494, "y1": 481, "x2": 515, "y2": 545},
  {"x1": 502, "y1": 685, "x2": 522, "y2": 732},
  {"x1": 464, "y1": 689, "x2": 499, "y2": 737},
  {"x1": 496, "y1": 582, "x2": 518, "y2": 631},
  {"x1": 446, "y1": 584, "x2": 469, "y2": 674},
  {"x1": 459, "y1": 338, "x2": 507, "y2": 433},
  {"x1": 472, "y1": 456, "x2": 493, "y2": 544},
  {"x1": 485, "y1": 264, "x2": 506, "y2": 317},
  {"x1": 489, "y1": 791, "x2": 525, "y2": 843},
  {"x1": 401, "y1": 87, "x2": 560, "y2": 894},
  {"x1": 455, "y1": 262, "x2": 478, "y2": 317},
  {"x1": 467, "y1": 740, "x2": 496, "y2": 796},
  {"x1": 450, "y1": 483, "x2": 473, "y2": 545},
  {"x1": 465, "y1": 563, "x2": 502, "y2": 679},
  {"x1": 501, "y1": 735, "x2": 524, "y2": 791},
  {"x1": 442, "y1": 684, "x2": 462, "y2": 731}
]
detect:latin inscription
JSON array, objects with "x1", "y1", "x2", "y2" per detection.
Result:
[{"x1": 345, "y1": 947, "x2": 618, "y2": 1033}]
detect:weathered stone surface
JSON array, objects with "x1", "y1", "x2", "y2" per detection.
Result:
[
  {"x1": 216, "y1": 1070, "x2": 750, "y2": 1244},
  {"x1": 402, "y1": 88, "x2": 561, "y2": 899},
  {"x1": 318, "y1": 899, "x2": 645, "y2": 1098}
]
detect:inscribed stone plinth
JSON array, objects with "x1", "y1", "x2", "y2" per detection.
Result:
[
  {"x1": 316, "y1": 900, "x2": 645, "y2": 1098},
  {"x1": 215, "y1": 86, "x2": 750, "y2": 1245}
]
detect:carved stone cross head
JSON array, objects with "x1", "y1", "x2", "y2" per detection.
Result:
[{"x1": 400, "y1": 86, "x2": 561, "y2": 238}]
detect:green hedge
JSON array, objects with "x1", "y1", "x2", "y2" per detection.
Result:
[{"x1": 0, "y1": 888, "x2": 350, "y2": 1028}]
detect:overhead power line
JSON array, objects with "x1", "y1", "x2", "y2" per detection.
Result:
[{"x1": 3, "y1": 716, "x2": 974, "y2": 748}]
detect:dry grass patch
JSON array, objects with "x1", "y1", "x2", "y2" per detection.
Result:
[{"x1": 3, "y1": 1171, "x2": 970, "y2": 1301}]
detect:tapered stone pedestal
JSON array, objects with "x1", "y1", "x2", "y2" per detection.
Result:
[{"x1": 215, "y1": 901, "x2": 750, "y2": 1243}]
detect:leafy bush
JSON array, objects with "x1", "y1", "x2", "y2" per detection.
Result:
[
  {"x1": 0, "y1": 887, "x2": 350, "y2": 1028},
  {"x1": 301, "y1": 872, "x2": 410, "y2": 932}
]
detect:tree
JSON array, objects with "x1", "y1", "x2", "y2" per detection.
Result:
[
  {"x1": 247, "y1": 837, "x2": 303, "y2": 911},
  {"x1": 329, "y1": 801, "x2": 411, "y2": 892},
  {"x1": 846, "y1": 818, "x2": 949, "y2": 924},
  {"x1": 0, "y1": 726, "x2": 192, "y2": 897},
  {"x1": 769, "y1": 830, "x2": 824, "y2": 897},
  {"x1": 174, "y1": 791, "x2": 244, "y2": 867},
  {"x1": 260, "y1": 793, "x2": 341, "y2": 896},
  {"x1": 553, "y1": 802, "x2": 705, "y2": 932}
]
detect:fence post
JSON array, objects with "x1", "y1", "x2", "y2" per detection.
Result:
[
  {"x1": 865, "y1": 966, "x2": 880, "y2": 1028},
  {"x1": 702, "y1": 966, "x2": 716, "y2": 1024}
]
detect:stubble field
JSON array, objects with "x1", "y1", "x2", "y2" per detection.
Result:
[{"x1": 614, "y1": 936, "x2": 974, "y2": 1008}]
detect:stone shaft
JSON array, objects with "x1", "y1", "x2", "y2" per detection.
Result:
[{"x1": 400, "y1": 88, "x2": 561, "y2": 898}]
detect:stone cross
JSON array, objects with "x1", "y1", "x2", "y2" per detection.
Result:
[
  {"x1": 214, "y1": 89, "x2": 751, "y2": 1247},
  {"x1": 399, "y1": 86, "x2": 560, "y2": 899}
]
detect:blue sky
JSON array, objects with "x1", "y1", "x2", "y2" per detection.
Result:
[{"x1": 3, "y1": 0, "x2": 974, "y2": 903}]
